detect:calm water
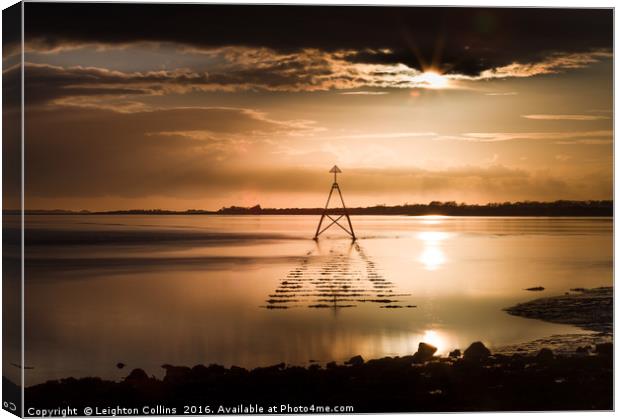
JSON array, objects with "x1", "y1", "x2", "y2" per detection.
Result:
[{"x1": 17, "y1": 215, "x2": 612, "y2": 385}]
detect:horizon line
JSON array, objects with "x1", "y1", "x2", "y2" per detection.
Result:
[{"x1": 9, "y1": 199, "x2": 614, "y2": 214}]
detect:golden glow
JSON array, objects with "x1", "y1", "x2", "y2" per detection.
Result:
[
  {"x1": 417, "y1": 71, "x2": 450, "y2": 89},
  {"x1": 23, "y1": 39, "x2": 613, "y2": 211}
]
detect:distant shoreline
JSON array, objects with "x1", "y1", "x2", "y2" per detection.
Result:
[{"x1": 7, "y1": 200, "x2": 614, "y2": 217}]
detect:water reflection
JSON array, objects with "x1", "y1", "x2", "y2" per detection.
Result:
[
  {"x1": 22, "y1": 215, "x2": 612, "y2": 385},
  {"x1": 263, "y1": 241, "x2": 415, "y2": 312},
  {"x1": 419, "y1": 215, "x2": 448, "y2": 225},
  {"x1": 417, "y1": 231, "x2": 449, "y2": 271}
]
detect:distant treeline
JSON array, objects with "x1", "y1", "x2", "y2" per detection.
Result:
[
  {"x1": 216, "y1": 201, "x2": 613, "y2": 216},
  {"x1": 16, "y1": 200, "x2": 613, "y2": 216}
]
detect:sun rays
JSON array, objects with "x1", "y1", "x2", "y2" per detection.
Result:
[{"x1": 416, "y1": 71, "x2": 450, "y2": 89}]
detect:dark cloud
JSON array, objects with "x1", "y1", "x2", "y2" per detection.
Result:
[
  {"x1": 11, "y1": 56, "x2": 399, "y2": 106},
  {"x1": 2, "y1": 2, "x2": 21, "y2": 57},
  {"x1": 23, "y1": 4, "x2": 612, "y2": 76},
  {"x1": 13, "y1": 58, "x2": 360, "y2": 107},
  {"x1": 17, "y1": 63, "x2": 211, "y2": 106}
]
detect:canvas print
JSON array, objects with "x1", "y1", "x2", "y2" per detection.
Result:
[{"x1": 2, "y1": 2, "x2": 613, "y2": 415}]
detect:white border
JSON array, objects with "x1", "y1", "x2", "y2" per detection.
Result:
[{"x1": 0, "y1": 2, "x2": 616, "y2": 419}]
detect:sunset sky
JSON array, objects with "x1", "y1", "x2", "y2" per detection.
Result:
[{"x1": 5, "y1": 4, "x2": 613, "y2": 210}]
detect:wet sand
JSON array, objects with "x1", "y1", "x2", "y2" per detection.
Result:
[
  {"x1": 504, "y1": 287, "x2": 612, "y2": 333},
  {"x1": 500, "y1": 287, "x2": 613, "y2": 355}
]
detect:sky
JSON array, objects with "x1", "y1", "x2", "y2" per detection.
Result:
[{"x1": 4, "y1": 4, "x2": 613, "y2": 210}]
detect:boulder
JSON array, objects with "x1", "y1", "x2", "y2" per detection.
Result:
[
  {"x1": 536, "y1": 348, "x2": 554, "y2": 363},
  {"x1": 190, "y1": 364, "x2": 209, "y2": 378},
  {"x1": 124, "y1": 368, "x2": 148, "y2": 384},
  {"x1": 255, "y1": 362, "x2": 286, "y2": 373},
  {"x1": 161, "y1": 364, "x2": 192, "y2": 384},
  {"x1": 595, "y1": 342, "x2": 613, "y2": 356},
  {"x1": 229, "y1": 366, "x2": 248, "y2": 375},
  {"x1": 576, "y1": 346, "x2": 590, "y2": 355},
  {"x1": 205, "y1": 364, "x2": 227, "y2": 374},
  {"x1": 412, "y1": 342, "x2": 437, "y2": 363},
  {"x1": 449, "y1": 349, "x2": 461, "y2": 358},
  {"x1": 345, "y1": 355, "x2": 364, "y2": 366},
  {"x1": 463, "y1": 342, "x2": 491, "y2": 361}
]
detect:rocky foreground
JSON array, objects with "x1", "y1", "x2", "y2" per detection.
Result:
[{"x1": 25, "y1": 341, "x2": 612, "y2": 413}]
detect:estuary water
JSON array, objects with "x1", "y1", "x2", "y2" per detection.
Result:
[{"x1": 19, "y1": 215, "x2": 612, "y2": 385}]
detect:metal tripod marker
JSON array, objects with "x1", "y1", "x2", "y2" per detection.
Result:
[{"x1": 313, "y1": 165, "x2": 356, "y2": 241}]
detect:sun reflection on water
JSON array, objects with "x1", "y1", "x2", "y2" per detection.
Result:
[
  {"x1": 421, "y1": 330, "x2": 448, "y2": 354},
  {"x1": 417, "y1": 231, "x2": 449, "y2": 270},
  {"x1": 419, "y1": 247, "x2": 445, "y2": 270},
  {"x1": 418, "y1": 215, "x2": 448, "y2": 225}
]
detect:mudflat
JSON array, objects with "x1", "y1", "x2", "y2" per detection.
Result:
[{"x1": 504, "y1": 287, "x2": 613, "y2": 333}]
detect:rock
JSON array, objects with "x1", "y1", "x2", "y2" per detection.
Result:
[
  {"x1": 161, "y1": 364, "x2": 192, "y2": 383},
  {"x1": 116, "y1": 362, "x2": 125, "y2": 369},
  {"x1": 190, "y1": 365, "x2": 209, "y2": 377},
  {"x1": 536, "y1": 348, "x2": 554, "y2": 363},
  {"x1": 399, "y1": 355, "x2": 415, "y2": 365},
  {"x1": 576, "y1": 346, "x2": 590, "y2": 354},
  {"x1": 255, "y1": 362, "x2": 286, "y2": 373},
  {"x1": 205, "y1": 364, "x2": 226, "y2": 374},
  {"x1": 493, "y1": 354, "x2": 510, "y2": 363},
  {"x1": 463, "y1": 342, "x2": 491, "y2": 361},
  {"x1": 509, "y1": 355, "x2": 526, "y2": 369},
  {"x1": 345, "y1": 355, "x2": 364, "y2": 366},
  {"x1": 449, "y1": 349, "x2": 461, "y2": 358},
  {"x1": 412, "y1": 342, "x2": 437, "y2": 363},
  {"x1": 595, "y1": 342, "x2": 613, "y2": 356},
  {"x1": 525, "y1": 286, "x2": 545, "y2": 291},
  {"x1": 229, "y1": 366, "x2": 247, "y2": 374},
  {"x1": 124, "y1": 368, "x2": 148, "y2": 383}
]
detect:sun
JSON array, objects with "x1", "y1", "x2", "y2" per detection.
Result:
[{"x1": 416, "y1": 71, "x2": 450, "y2": 89}]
